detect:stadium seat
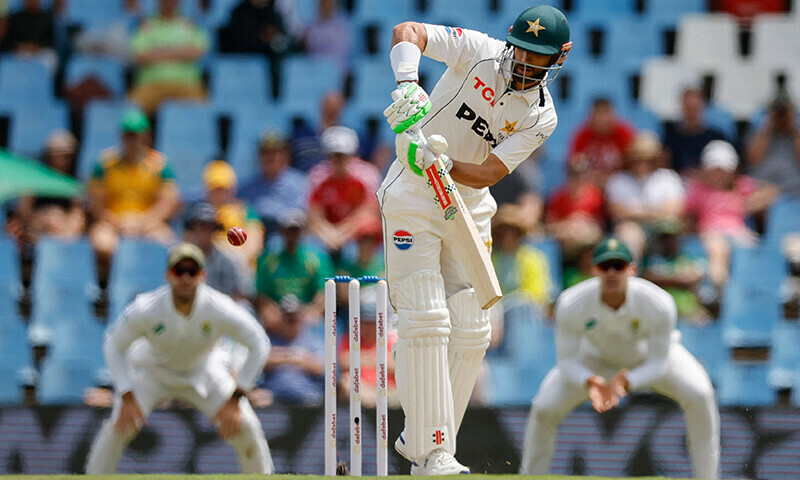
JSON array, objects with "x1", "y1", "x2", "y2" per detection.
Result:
[
  {"x1": 768, "y1": 319, "x2": 800, "y2": 390},
  {"x1": 46, "y1": 319, "x2": 106, "y2": 367},
  {"x1": 679, "y1": 234, "x2": 708, "y2": 261},
  {"x1": 8, "y1": 101, "x2": 69, "y2": 158},
  {"x1": 568, "y1": 60, "x2": 633, "y2": 113},
  {"x1": 0, "y1": 316, "x2": 33, "y2": 369},
  {"x1": 502, "y1": 304, "x2": 556, "y2": 364},
  {"x1": 37, "y1": 358, "x2": 105, "y2": 405},
  {"x1": 712, "y1": 62, "x2": 777, "y2": 121},
  {"x1": 108, "y1": 238, "x2": 168, "y2": 320},
  {"x1": 78, "y1": 101, "x2": 133, "y2": 179},
  {"x1": 529, "y1": 237, "x2": 563, "y2": 298},
  {"x1": 32, "y1": 236, "x2": 98, "y2": 294},
  {"x1": 750, "y1": 14, "x2": 800, "y2": 71},
  {"x1": 0, "y1": 56, "x2": 54, "y2": 110},
  {"x1": 29, "y1": 283, "x2": 96, "y2": 336},
  {"x1": 616, "y1": 104, "x2": 664, "y2": 137},
  {"x1": 571, "y1": 0, "x2": 636, "y2": 22},
  {"x1": 0, "y1": 236, "x2": 21, "y2": 317},
  {"x1": 65, "y1": 55, "x2": 125, "y2": 97},
  {"x1": 678, "y1": 321, "x2": 726, "y2": 386},
  {"x1": 728, "y1": 245, "x2": 788, "y2": 291},
  {"x1": 720, "y1": 283, "x2": 781, "y2": 348},
  {"x1": 717, "y1": 360, "x2": 773, "y2": 407},
  {"x1": 703, "y1": 104, "x2": 737, "y2": 141},
  {"x1": 155, "y1": 101, "x2": 219, "y2": 198},
  {"x1": 210, "y1": 55, "x2": 272, "y2": 114},
  {"x1": 227, "y1": 105, "x2": 291, "y2": 181},
  {"x1": 350, "y1": 58, "x2": 396, "y2": 114},
  {"x1": 277, "y1": 56, "x2": 344, "y2": 125},
  {"x1": 643, "y1": 0, "x2": 705, "y2": 29},
  {"x1": 0, "y1": 362, "x2": 25, "y2": 405},
  {"x1": 604, "y1": 17, "x2": 662, "y2": 71},
  {"x1": 675, "y1": 14, "x2": 740, "y2": 68},
  {"x1": 484, "y1": 358, "x2": 529, "y2": 405},
  {"x1": 352, "y1": 0, "x2": 411, "y2": 25},
  {"x1": 203, "y1": 0, "x2": 239, "y2": 28},
  {"x1": 63, "y1": 0, "x2": 124, "y2": 27},
  {"x1": 499, "y1": 0, "x2": 564, "y2": 21},
  {"x1": 765, "y1": 195, "x2": 800, "y2": 248},
  {"x1": 640, "y1": 58, "x2": 702, "y2": 120},
  {"x1": 425, "y1": 0, "x2": 491, "y2": 27}
]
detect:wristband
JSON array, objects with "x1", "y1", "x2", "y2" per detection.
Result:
[
  {"x1": 231, "y1": 388, "x2": 246, "y2": 400},
  {"x1": 390, "y1": 41, "x2": 421, "y2": 82}
]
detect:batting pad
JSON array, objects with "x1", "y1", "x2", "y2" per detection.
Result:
[
  {"x1": 447, "y1": 288, "x2": 491, "y2": 432},
  {"x1": 394, "y1": 270, "x2": 455, "y2": 460}
]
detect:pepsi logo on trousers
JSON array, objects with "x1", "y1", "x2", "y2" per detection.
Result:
[{"x1": 393, "y1": 230, "x2": 414, "y2": 250}]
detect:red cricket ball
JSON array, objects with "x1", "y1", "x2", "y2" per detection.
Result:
[{"x1": 227, "y1": 226, "x2": 247, "y2": 246}]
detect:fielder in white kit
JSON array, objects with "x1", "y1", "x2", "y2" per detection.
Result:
[
  {"x1": 520, "y1": 238, "x2": 719, "y2": 479},
  {"x1": 86, "y1": 243, "x2": 274, "y2": 474},
  {"x1": 379, "y1": 5, "x2": 571, "y2": 474}
]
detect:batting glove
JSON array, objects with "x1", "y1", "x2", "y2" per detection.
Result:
[
  {"x1": 384, "y1": 83, "x2": 432, "y2": 133},
  {"x1": 395, "y1": 132, "x2": 451, "y2": 177}
]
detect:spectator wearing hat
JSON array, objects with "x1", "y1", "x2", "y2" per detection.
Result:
[
  {"x1": 606, "y1": 131, "x2": 685, "y2": 260},
  {"x1": 745, "y1": 95, "x2": 800, "y2": 197},
  {"x1": 17, "y1": 129, "x2": 86, "y2": 243},
  {"x1": 663, "y1": 88, "x2": 726, "y2": 178},
  {"x1": 256, "y1": 294, "x2": 325, "y2": 405},
  {"x1": 128, "y1": 0, "x2": 209, "y2": 114},
  {"x1": 184, "y1": 202, "x2": 253, "y2": 300},
  {"x1": 239, "y1": 130, "x2": 308, "y2": 236},
  {"x1": 88, "y1": 109, "x2": 179, "y2": 277},
  {"x1": 545, "y1": 159, "x2": 605, "y2": 261},
  {"x1": 255, "y1": 209, "x2": 335, "y2": 326},
  {"x1": 684, "y1": 140, "x2": 779, "y2": 291},
  {"x1": 307, "y1": 126, "x2": 381, "y2": 258},
  {"x1": 202, "y1": 160, "x2": 265, "y2": 264}
]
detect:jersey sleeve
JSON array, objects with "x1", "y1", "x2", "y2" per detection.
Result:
[
  {"x1": 554, "y1": 293, "x2": 595, "y2": 387},
  {"x1": 215, "y1": 295, "x2": 271, "y2": 391},
  {"x1": 491, "y1": 110, "x2": 558, "y2": 173},
  {"x1": 626, "y1": 288, "x2": 677, "y2": 390},
  {"x1": 105, "y1": 300, "x2": 148, "y2": 394},
  {"x1": 422, "y1": 24, "x2": 492, "y2": 72}
]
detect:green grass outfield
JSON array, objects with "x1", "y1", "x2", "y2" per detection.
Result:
[{"x1": 0, "y1": 476, "x2": 689, "y2": 480}]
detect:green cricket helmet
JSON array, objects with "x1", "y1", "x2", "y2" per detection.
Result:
[{"x1": 500, "y1": 5, "x2": 572, "y2": 91}]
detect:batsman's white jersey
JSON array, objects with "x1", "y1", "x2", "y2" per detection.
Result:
[
  {"x1": 86, "y1": 284, "x2": 274, "y2": 474},
  {"x1": 378, "y1": 24, "x2": 559, "y2": 465},
  {"x1": 520, "y1": 277, "x2": 720, "y2": 479}
]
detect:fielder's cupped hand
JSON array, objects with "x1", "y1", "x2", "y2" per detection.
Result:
[
  {"x1": 586, "y1": 375, "x2": 621, "y2": 413},
  {"x1": 395, "y1": 132, "x2": 451, "y2": 177},
  {"x1": 213, "y1": 396, "x2": 242, "y2": 439},
  {"x1": 385, "y1": 82, "x2": 432, "y2": 133}
]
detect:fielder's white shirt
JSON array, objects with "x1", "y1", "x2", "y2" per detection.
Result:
[
  {"x1": 105, "y1": 284, "x2": 270, "y2": 395},
  {"x1": 383, "y1": 24, "x2": 558, "y2": 206},
  {"x1": 554, "y1": 277, "x2": 677, "y2": 391}
]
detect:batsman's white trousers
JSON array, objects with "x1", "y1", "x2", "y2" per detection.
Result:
[
  {"x1": 85, "y1": 346, "x2": 274, "y2": 474},
  {"x1": 378, "y1": 161, "x2": 496, "y2": 460},
  {"x1": 519, "y1": 342, "x2": 719, "y2": 479}
]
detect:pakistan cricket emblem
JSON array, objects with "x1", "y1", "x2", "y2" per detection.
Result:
[
  {"x1": 631, "y1": 318, "x2": 640, "y2": 332},
  {"x1": 201, "y1": 322, "x2": 212, "y2": 335}
]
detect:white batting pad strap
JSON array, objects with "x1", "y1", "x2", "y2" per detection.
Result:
[{"x1": 446, "y1": 289, "x2": 492, "y2": 432}]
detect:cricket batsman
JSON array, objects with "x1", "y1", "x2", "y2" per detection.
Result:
[
  {"x1": 379, "y1": 5, "x2": 571, "y2": 474},
  {"x1": 85, "y1": 243, "x2": 274, "y2": 474},
  {"x1": 519, "y1": 238, "x2": 719, "y2": 479}
]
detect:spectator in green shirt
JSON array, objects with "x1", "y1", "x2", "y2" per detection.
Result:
[
  {"x1": 255, "y1": 209, "x2": 334, "y2": 326},
  {"x1": 129, "y1": 0, "x2": 208, "y2": 114}
]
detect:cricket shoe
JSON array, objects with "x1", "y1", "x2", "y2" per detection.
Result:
[
  {"x1": 395, "y1": 432, "x2": 410, "y2": 460},
  {"x1": 410, "y1": 449, "x2": 471, "y2": 475}
]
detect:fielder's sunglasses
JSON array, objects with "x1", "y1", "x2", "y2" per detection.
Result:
[
  {"x1": 597, "y1": 259, "x2": 629, "y2": 272},
  {"x1": 172, "y1": 264, "x2": 201, "y2": 277}
]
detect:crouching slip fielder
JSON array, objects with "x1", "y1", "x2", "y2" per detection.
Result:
[
  {"x1": 520, "y1": 238, "x2": 719, "y2": 479},
  {"x1": 86, "y1": 244, "x2": 274, "y2": 474},
  {"x1": 379, "y1": 5, "x2": 571, "y2": 474}
]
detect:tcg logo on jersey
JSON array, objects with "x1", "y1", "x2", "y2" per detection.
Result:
[{"x1": 393, "y1": 230, "x2": 414, "y2": 250}]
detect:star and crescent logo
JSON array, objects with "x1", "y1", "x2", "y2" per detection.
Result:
[
  {"x1": 526, "y1": 18, "x2": 546, "y2": 37},
  {"x1": 500, "y1": 119, "x2": 517, "y2": 135}
]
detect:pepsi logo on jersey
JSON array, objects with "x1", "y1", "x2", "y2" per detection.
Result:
[{"x1": 392, "y1": 230, "x2": 414, "y2": 250}]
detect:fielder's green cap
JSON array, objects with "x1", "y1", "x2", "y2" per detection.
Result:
[
  {"x1": 167, "y1": 243, "x2": 206, "y2": 270},
  {"x1": 592, "y1": 237, "x2": 633, "y2": 265},
  {"x1": 120, "y1": 109, "x2": 151, "y2": 133}
]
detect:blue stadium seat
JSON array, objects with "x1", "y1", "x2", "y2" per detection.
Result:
[
  {"x1": 571, "y1": 0, "x2": 636, "y2": 22},
  {"x1": 484, "y1": 358, "x2": 540, "y2": 406},
  {"x1": 704, "y1": 104, "x2": 737, "y2": 141},
  {"x1": 765, "y1": 195, "x2": 800, "y2": 248},
  {"x1": 768, "y1": 319, "x2": 800, "y2": 390},
  {"x1": 0, "y1": 316, "x2": 33, "y2": 369},
  {"x1": 155, "y1": 101, "x2": 219, "y2": 198},
  {"x1": 204, "y1": 0, "x2": 239, "y2": 28},
  {"x1": 32, "y1": 236, "x2": 98, "y2": 294},
  {"x1": 728, "y1": 246, "x2": 788, "y2": 291},
  {"x1": 717, "y1": 360, "x2": 773, "y2": 407},
  {"x1": 499, "y1": 0, "x2": 564, "y2": 21},
  {"x1": 8, "y1": 101, "x2": 69, "y2": 158},
  {"x1": 38, "y1": 358, "x2": 105, "y2": 405},
  {"x1": 293, "y1": 0, "x2": 318, "y2": 25},
  {"x1": 0, "y1": 236, "x2": 21, "y2": 317},
  {"x1": 278, "y1": 57, "x2": 344, "y2": 125},
  {"x1": 351, "y1": 58, "x2": 396, "y2": 114},
  {"x1": 227, "y1": 105, "x2": 291, "y2": 181},
  {"x1": 604, "y1": 17, "x2": 662, "y2": 71},
  {"x1": 529, "y1": 237, "x2": 563, "y2": 299},
  {"x1": 0, "y1": 56, "x2": 54, "y2": 110},
  {"x1": 720, "y1": 283, "x2": 781, "y2": 348},
  {"x1": 78, "y1": 101, "x2": 133, "y2": 179},
  {"x1": 210, "y1": 55, "x2": 272, "y2": 114},
  {"x1": 425, "y1": 0, "x2": 491, "y2": 28},
  {"x1": 64, "y1": 0, "x2": 124, "y2": 27},
  {"x1": 644, "y1": 0, "x2": 706, "y2": 29},
  {"x1": 678, "y1": 321, "x2": 726, "y2": 386},
  {"x1": 352, "y1": 0, "x2": 412, "y2": 25},
  {"x1": 564, "y1": 60, "x2": 633, "y2": 113},
  {"x1": 616, "y1": 103, "x2": 664, "y2": 137},
  {"x1": 502, "y1": 304, "x2": 556, "y2": 364},
  {"x1": 47, "y1": 319, "x2": 106, "y2": 368},
  {"x1": 29, "y1": 284, "x2": 96, "y2": 335},
  {"x1": 65, "y1": 55, "x2": 125, "y2": 97},
  {"x1": 108, "y1": 238, "x2": 168, "y2": 320},
  {"x1": 679, "y1": 234, "x2": 707, "y2": 261}
]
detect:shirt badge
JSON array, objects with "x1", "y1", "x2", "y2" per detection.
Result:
[
  {"x1": 201, "y1": 322, "x2": 212, "y2": 335},
  {"x1": 153, "y1": 323, "x2": 165, "y2": 335},
  {"x1": 500, "y1": 119, "x2": 517, "y2": 136},
  {"x1": 631, "y1": 318, "x2": 640, "y2": 332},
  {"x1": 585, "y1": 318, "x2": 597, "y2": 330}
]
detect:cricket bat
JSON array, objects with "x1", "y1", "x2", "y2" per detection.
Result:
[{"x1": 417, "y1": 134, "x2": 503, "y2": 309}]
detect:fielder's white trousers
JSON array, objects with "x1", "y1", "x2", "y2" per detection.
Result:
[
  {"x1": 520, "y1": 342, "x2": 719, "y2": 479},
  {"x1": 85, "y1": 347, "x2": 273, "y2": 474}
]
